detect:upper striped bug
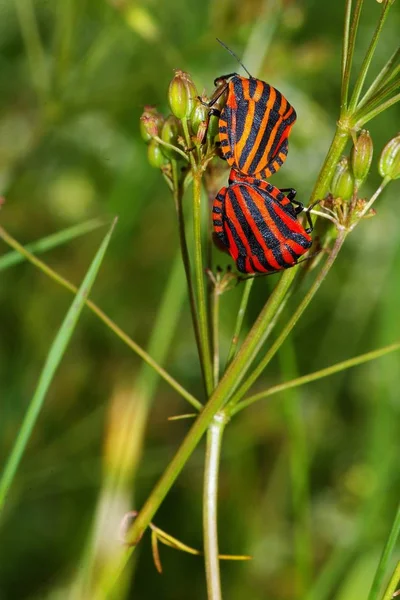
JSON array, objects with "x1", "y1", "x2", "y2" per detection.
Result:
[
  {"x1": 212, "y1": 169, "x2": 313, "y2": 274},
  {"x1": 203, "y1": 39, "x2": 297, "y2": 179}
]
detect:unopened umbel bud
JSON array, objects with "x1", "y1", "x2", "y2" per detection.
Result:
[
  {"x1": 147, "y1": 139, "x2": 167, "y2": 168},
  {"x1": 379, "y1": 133, "x2": 400, "y2": 180},
  {"x1": 160, "y1": 115, "x2": 182, "y2": 160},
  {"x1": 351, "y1": 130, "x2": 373, "y2": 187},
  {"x1": 140, "y1": 106, "x2": 164, "y2": 142},
  {"x1": 331, "y1": 157, "x2": 355, "y2": 201},
  {"x1": 168, "y1": 70, "x2": 198, "y2": 120},
  {"x1": 190, "y1": 101, "x2": 208, "y2": 135}
]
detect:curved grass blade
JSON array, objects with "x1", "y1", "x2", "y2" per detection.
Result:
[
  {"x1": 0, "y1": 218, "x2": 105, "y2": 272},
  {"x1": 0, "y1": 219, "x2": 117, "y2": 512}
]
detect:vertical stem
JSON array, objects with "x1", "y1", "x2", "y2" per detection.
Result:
[
  {"x1": 310, "y1": 128, "x2": 349, "y2": 205},
  {"x1": 172, "y1": 162, "x2": 205, "y2": 394},
  {"x1": 348, "y1": 1, "x2": 392, "y2": 111},
  {"x1": 226, "y1": 278, "x2": 254, "y2": 366},
  {"x1": 212, "y1": 287, "x2": 220, "y2": 387},
  {"x1": 203, "y1": 413, "x2": 226, "y2": 600},
  {"x1": 341, "y1": 0, "x2": 365, "y2": 112},
  {"x1": 193, "y1": 171, "x2": 214, "y2": 396},
  {"x1": 341, "y1": 0, "x2": 353, "y2": 100}
]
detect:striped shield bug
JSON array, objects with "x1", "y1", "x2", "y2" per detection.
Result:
[
  {"x1": 212, "y1": 169, "x2": 313, "y2": 274},
  {"x1": 204, "y1": 39, "x2": 297, "y2": 179}
]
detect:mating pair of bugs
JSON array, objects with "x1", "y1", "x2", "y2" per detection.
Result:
[{"x1": 203, "y1": 42, "x2": 315, "y2": 275}]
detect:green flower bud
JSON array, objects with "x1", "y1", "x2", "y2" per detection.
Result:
[
  {"x1": 379, "y1": 133, "x2": 400, "y2": 180},
  {"x1": 168, "y1": 70, "x2": 198, "y2": 120},
  {"x1": 147, "y1": 139, "x2": 167, "y2": 168},
  {"x1": 351, "y1": 129, "x2": 373, "y2": 187},
  {"x1": 140, "y1": 106, "x2": 163, "y2": 142},
  {"x1": 331, "y1": 156, "x2": 354, "y2": 201},
  {"x1": 160, "y1": 115, "x2": 182, "y2": 160},
  {"x1": 190, "y1": 101, "x2": 208, "y2": 135}
]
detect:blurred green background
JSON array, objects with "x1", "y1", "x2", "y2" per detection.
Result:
[{"x1": 0, "y1": 0, "x2": 399, "y2": 599}]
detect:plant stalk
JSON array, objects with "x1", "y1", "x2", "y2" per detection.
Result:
[
  {"x1": 203, "y1": 413, "x2": 227, "y2": 600},
  {"x1": 226, "y1": 278, "x2": 254, "y2": 366},
  {"x1": 348, "y1": 0, "x2": 393, "y2": 112},
  {"x1": 192, "y1": 171, "x2": 214, "y2": 396},
  {"x1": 99, "y1": 119, "x2": 354, "y2": 595}
]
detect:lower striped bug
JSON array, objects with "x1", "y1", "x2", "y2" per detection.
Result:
[{"x1": 212, "y1": 170, "x2": 314, "y2": 274}]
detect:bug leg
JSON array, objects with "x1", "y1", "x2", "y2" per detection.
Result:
[
  {"x1": 279, "y1": 188, "x2": 297, "y2": 201},
  {"x1": 302, "y1": 199, "x2": 321, "y2": 233},
  {"x1": 280, "y1": 188, "x2": 305, "y2": 215}
]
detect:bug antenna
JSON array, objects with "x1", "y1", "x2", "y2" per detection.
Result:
[{"x1": 216, "y1": 38, "x2": 253, "y2": 78}]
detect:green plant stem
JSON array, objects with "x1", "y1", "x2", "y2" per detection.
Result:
[
  {"x1": 203, "y1": 413, "x2": 226, "y2": 600},
  {"x1": 341, "y1": 0, "x2": 353, "y2": 108},
  {"x1": 348, "y1": 0, "x2": 392, "y2": 112},
  {"x1": 192, "y1": 171, "x2": 214, "y2": 396},
  {"x1": 341, "y1": 0, "x2": 364, "y2": 111},
  {"x1": 0, "y1": 225, "x2": 202, "y2": 411},
  {"x1": 354, "y1": 90, "x2": 400, "y2": 127},
  {"x1": 367, "y1": 502, "x2": 400, "y2": 600},
  {"x1": 172, "y1": 161, "x2": 204, "y2": 394},
  {"x1": 310, "y1": 128, "x2": 349, "y2": 205},
  {"x1": 153, "y1": 135, "x2": 189, "y2": 162},
  {"x1": 98, "y1": 118, "x2": 352, "y2": 594},
  {"x1": 357, "y1": 177, "x2": 390, "y2": 221},
  {"x1": 233, "y1": 340, "x2": 400, "y2": 414},
  {"x1": 226, "y1": 278, "x2": 254, "y2": 366},
  {"x1": 212, "y1": 287, "x2": 220, "y2": 387},
  {"x1": 0, "y1": 220, "x2": 116, "y2": 511},
  {"x1": 357, "y1": 45, "x2": 400, "y2": 109},
  {"x1": 381, "y1": 561, "x2": 400, "y2": 600},
  {"x1": 226, "y1": 229, "x2": 348, "y2": 413}
]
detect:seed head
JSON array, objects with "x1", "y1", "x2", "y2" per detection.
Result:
[
  {"x1": 168, "y1": 70, "x2": 198, "y2": 120},
  {"x1": 160, "y1": 115, "x2": 183, "y2": 160},
  {"x1": 351, "y1": 130, "x2": 373, "y2": 188},
  {"x1": 331, "y1": 156, "x2": 354, "y2": 201},
  {"x1": 147, "y1": 139, "x2": 167, "y2": 168},
  {"x1": 140, "y1": 106, "x2": 164, "y2": 142},
  {"x1": 190, "y1": 101, "x2": 208, "y2": 135},
  {"x1": 379, "y1": 133, "x2": 400, "y2": 180}
]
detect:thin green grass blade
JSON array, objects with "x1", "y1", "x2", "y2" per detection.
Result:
[
  {"x1": 367, "y1": 502, "x2": 400, "y2": 600},
  {"x1": 0, "y1": 219, "x2": 117, "y2": 512},
  {"x1": 233, "y1": 341, "x2": 400, "y2": 414},
  {"x1": 0, "y1": 218, "x2": 105, "y2": 271}
]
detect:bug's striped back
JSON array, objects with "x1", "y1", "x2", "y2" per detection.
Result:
[
  {"x1": 218, "y1": 75, "x2": 296, "y2": 179},
  {"x1": 213, "y1": 171, "x2": 312, "y2": 274}
]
